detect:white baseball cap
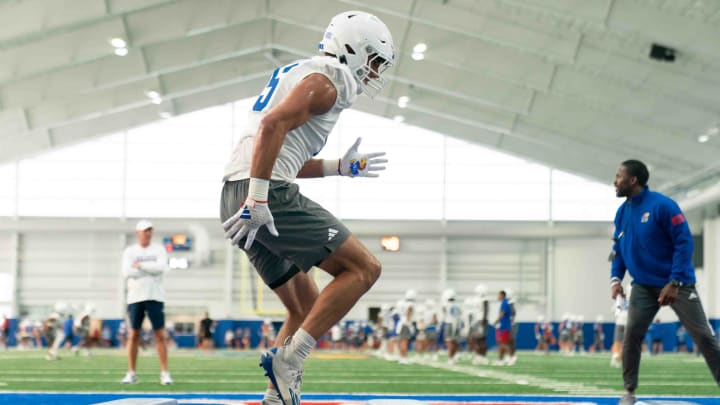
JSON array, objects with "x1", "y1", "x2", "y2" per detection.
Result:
[{"x1": 135, "y1": 219, "x2": 153, "y2": 231}]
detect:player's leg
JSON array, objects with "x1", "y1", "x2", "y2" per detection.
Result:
[
  {"x1": 48, "y1": 330, "x2": 64, "y2": 359},
  {"x1": 259, "y1": 234, "x2": 381, "y2": 405},
  {"x1": 146, "y1": 300, "x2": 171, "y2": 384},
  {"x1": 123, "y1": 302, "x2": 145, "y2": 384},
  {"x1": 272, "y1": 271, "x2": 319, "y2": 348},
  {"x1": 261, "y1": 271, "x2": 319, "y2": 404},
  {"x1": 622, "y1": 284, "x2": 659, "y2": 396},
  {"x1": 293, "y1": 235, "x2": 380, "y2": 339},
  {"x1": 671, "y1": 285, "x2": 720, "y2": 385}
]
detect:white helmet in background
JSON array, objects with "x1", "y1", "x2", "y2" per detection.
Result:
[
  {"x1": 318, "y1": 10, "x2": 395, "y2": 98},
  {"x1": 405, "y1": 289, "x2": 418, "y2": 302},
  {"x1": 538, "y1": 315, "x2": 545, "y2": 323},
  {"x1": 596, "y1": 315, "x2": 604, "y2": 322},
  {"x1": 474, "y1": 284, "x2": 488, "y2": 300},
  {"x1": 441, "y1": 288, "x2": 456, "y2": 303},
  {"x1": 54, "y1": 302, "x2": 68, "y2": 316},
  {"x1": 505, "y1": 288, "x2": 514, "y2": 303}
]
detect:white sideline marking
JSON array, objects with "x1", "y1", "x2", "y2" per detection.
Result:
[{"x1": 411, "y1": 357, "x2": 622, "y2": 395}]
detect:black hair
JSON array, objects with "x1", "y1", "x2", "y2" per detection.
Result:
[{"x1": 621, "y1": 159, "x2": 649, "y2": 187}]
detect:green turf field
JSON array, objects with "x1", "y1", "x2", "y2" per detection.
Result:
[{"x1": 0, "y1": 349, "x2": 717, "y2": 396}]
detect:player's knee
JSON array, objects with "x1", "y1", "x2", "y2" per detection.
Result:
[{"x1": 361, "y1": 258, "x2": 382, "y2": 289}]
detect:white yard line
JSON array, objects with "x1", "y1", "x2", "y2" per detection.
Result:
[{"x1": 411, "y1": 358, "x2": 623, "y2": 396}]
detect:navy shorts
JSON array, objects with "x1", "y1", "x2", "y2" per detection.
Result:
[{"x1": 127, "y1": 300, "x2": 165, "y2": 330}]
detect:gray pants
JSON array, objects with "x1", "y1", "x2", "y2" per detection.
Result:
[{"x1": 623, "y1": 283, "x2": 720, "y2": 391}]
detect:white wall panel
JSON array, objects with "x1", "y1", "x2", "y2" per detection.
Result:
[
  {"x1": 8, "y1": 216, "x2": 713, "y2": 323},
  {"x1": 552, "y1": 238, "x2": 615, "y2": 320}
]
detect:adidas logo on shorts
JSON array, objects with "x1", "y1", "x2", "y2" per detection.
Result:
[{"x1": 328, "y1": 228, "x2": 338, "y2": 241}]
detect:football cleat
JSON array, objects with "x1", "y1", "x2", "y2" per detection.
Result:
[{"x1": 260, "y1": 346, "x2": 303, "y2": 405}]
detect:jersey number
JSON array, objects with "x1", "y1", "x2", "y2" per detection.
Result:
[{"x1": 252, "y1": 63, "x2": 299, "y2": 112}]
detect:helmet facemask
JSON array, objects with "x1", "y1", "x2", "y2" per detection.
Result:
[{"x1": 354, "y1": 51, "x2": 392, "y2": 98}]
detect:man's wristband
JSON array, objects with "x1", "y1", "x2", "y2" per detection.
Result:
[
  {"x1": 248, "y1": 178, "x2": 269, "y2": 201},
  {"x1": 322, "y1": 159, "x2": 341, "y2": 177},
  {"x1": 610, "y1": 277, "x2": 621, "y2": 287}
]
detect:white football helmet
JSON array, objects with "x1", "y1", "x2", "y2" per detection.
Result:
[
  {"x1": 54, "y1": 301, "x2": 68, "y2": 315},
  {"x1": 474, "y1": 284, "x2": 488, "y2": 299},
  {"x1": 405, "y1": 289, "x2": 418, "y2": 302},
  {"x1": 441, "y1": 288, "x2": 456, "y2": 303},
  {"x1": 504, "y1": 288, "x2": 514, "y2": 301},
  {"x1": 318, "y1": 10, "x2": 394, "y2": 98}
]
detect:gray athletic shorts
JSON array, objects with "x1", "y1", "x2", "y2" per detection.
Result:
[
  {"x1": 399, "y1": 324, "x2": 413, "y2": 340},
  {"x1": 220, "y1": 179, "x2": 351, "y2": 289},
  {"x1": 614, "y1": 324, "x2": 625, "y2": 342},
  {"x1": 444, "y1": 324, "x2": 461, "y2": 342}
]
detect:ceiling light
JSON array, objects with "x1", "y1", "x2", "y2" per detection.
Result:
[
  {"x1": 110, "y1": 37, "x2": 127, "y2": 48},
  {"x1": 114, "y1": 47, "x2": 128, "y2": 56},
  {"x1": 145, "y1": 90, "x2": 163, "y2": 104},
  {"x1": 393, "y1": 115, "x2": 404, "y2": 123},
  {"x1": 411, "y1": 52, "x2": 425, "y2": 61},
  {"x1": 397, "y1": 96, "x2": 410, "y2": 108},
  {"x1": 698, "y1": 134, "x2": 710, "y2": 143},
  {"x1": 413, "y1": 43, "x2": 427, "y2": 53},
  {"x1": 159, "y1": 112, "x2": 173, "y2": 119}
]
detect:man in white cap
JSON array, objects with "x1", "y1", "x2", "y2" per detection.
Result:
[{"x1": 120, "y1": 219, "x2": 172, "y2": 385}]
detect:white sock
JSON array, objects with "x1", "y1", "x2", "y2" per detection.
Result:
[
  {"x1": 290, "y1": 328, "x2": 316, "y2": 362},
  {"x1": 264, "y1": 388, "x2": 279, "y2": 398}
]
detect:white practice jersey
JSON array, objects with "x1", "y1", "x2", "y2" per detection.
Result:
[
  {"x1": 422, "y1": 304, "x2": 437, "y2": 325},
  {"x1": 382, "y1": 307, "x2": 395, "y2": 330},
  {"x1": 122, "y1": 243, "x2": 169, "y2": 304},
  {"x1": 443, "y1": 302, "x2": 462, "y2": 328},
  {"x1": 397, "y1": 298, "x2": 415, "y2": 326},
  {"x1": 224, "y1": 56, "x2": 358, "y2": 183}
]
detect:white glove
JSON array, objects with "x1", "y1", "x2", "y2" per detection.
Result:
[
  {"x1": 340, "y1": 137, "x2": 387, "y2": 177},
  {"x1": 222, "y1": 179, "x2": 279, "y2": 250}
]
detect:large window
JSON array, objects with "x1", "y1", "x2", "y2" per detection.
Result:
[
  {"x1": 0, "y1": 99, "x2": 619, "y2": 221},
  {"x1": 0, "y1": 163, "x2": 16, "y2": 217}
]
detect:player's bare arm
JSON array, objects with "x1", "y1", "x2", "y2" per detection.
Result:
[
  {"x1": 250, "y1": 74, "x2": 337, "y2": 180},
  {"x1": 296, "y1": 159, "x2": 326, "y2": 178}
]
